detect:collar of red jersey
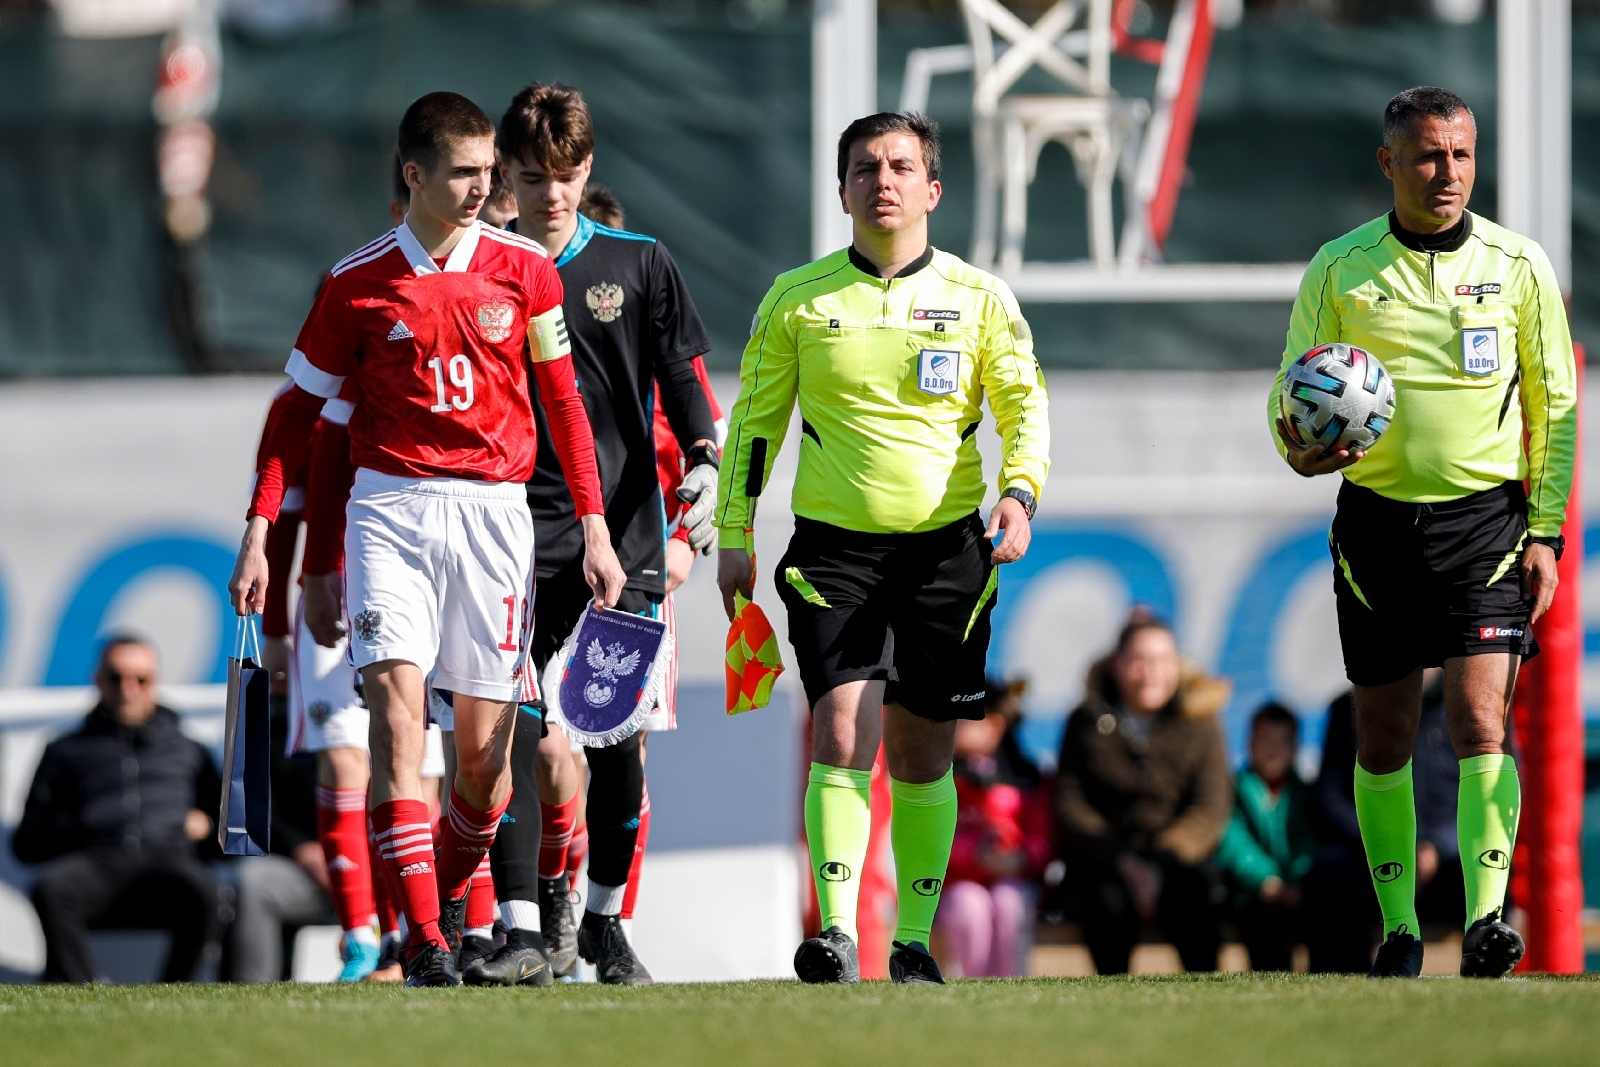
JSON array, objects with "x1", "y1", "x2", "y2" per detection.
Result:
[{"x1": 396, "y1": 216, "x2": 482, "y2": 276}]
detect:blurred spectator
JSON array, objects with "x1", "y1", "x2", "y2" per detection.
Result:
[
  {"x1": 227, "y1": 694, "x2": 338, "y2": 982},
  {"x1": 934, "y1": 679, "x2": 1052, "y2": 977},
  {"x1": 14, "y1": 636, "x2": 221, "y2": 983},
  {"x1": 579, "y1": 183, "x2": 625, "y2": 228},
  {"x1": 1055, "y1": 613, "x2": 1232, "y2": 974},
  {"x1": 1306, "y1": 671, "x2": 1462, "y2": 972},
  {"x1": 1214, "y1": 702, "x2": 1317, "y2": 971}
]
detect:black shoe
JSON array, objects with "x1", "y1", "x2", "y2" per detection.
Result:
[
  {"x1": 438, "y1": 897, "x2": 466, "y2": 963},
  {"x1": 463, "y1": 930, "x2": 555, "y2": 987},
  {"x1": 793, "y1": 926, "x2": 860, "y2": 984},
  {"x1": 1461, "y1": 911, "x2": 1525, "y2": 978},
  {"x1": 539, "y1": 876, "x2": 579, "y2": 980},
  {"x1": 403, "y1": 940, "x2": 461, "y2": 987},
  {"x1": 577, "y1": 914, "x2": 653, "y2": 986},
  {"x1": 1367, "y1": 927, "x2": 1425, "y2": 978},
  {"x1": 889, "y1": 940, "x2": 945, "y2": 985},
  {"x1": 457, "y1": 933, "x2": 495, "y2": 975}
]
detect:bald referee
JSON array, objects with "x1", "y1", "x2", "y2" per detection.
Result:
[{"x1": 1271, "y1": 87, "x2": 1577, "y2": 978}]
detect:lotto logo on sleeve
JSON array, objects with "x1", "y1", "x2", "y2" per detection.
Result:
[{"x1": 1479, "y1": 626, "x2": 1524, "y2": 640}]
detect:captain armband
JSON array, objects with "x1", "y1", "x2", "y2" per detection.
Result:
[{"x1": 530, "y1": 305, "x2": 572, "y2": 363}]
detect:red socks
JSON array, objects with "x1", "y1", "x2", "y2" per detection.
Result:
[
  {"x1": 466, "y1": 854, "x2": 497, "y2": 931},
  {"x1": 565, "y1": 823, "x2": 589, "y2": 883},
  {"x1": 371, "y1": 799, "x2": 441, "y2": 947},
  {"x1": 316, "y1": 786, "x2": 376, "y2": 933},
  {"x1": 435, "y1": 787, "x2": 509, "y2": 904},
  {"x1": 622, "y1": 783, "x2": 651, "y2": 921},
  {"x1": 368, "y1": 815, "x2": 400, "y2": 937},
  {"x1": 539, "y1": 793, "x2": 578, "y2": 879}
]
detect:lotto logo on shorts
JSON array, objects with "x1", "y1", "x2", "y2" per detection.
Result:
[
  {"x1": 398, "y1": 861, "x2": 433, "y2": 878},
  {"x1": 1479, "y1": 626, "x2": 1523, "y2": 639}
]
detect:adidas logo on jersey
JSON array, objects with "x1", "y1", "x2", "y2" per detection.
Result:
[
  {"x1": 327, "y1": 854, "x2": 358, "y2": 872},
  {"x1": 387, "y1": 320, "x2": 414, "y2": 341}
]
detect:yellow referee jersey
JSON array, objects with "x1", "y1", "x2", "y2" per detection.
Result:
[
  {"x1": 715, "y1": 246, "x2": 1050, "y2": 543},
  {"x1": 1272, "y1": 212, "x2": 1577, "y2": 538}
]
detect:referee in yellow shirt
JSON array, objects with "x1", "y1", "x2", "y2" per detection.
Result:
[
  {"x1": 715, "y1": 112, "x2": 1049, "y2": 984},
  {"x1": 1272, "y1": 87, "x2": 1576, "y2": 978}
]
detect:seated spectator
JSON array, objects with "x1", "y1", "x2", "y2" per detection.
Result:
[
  {"x1": 1214, "y1": 702, "x2": 1317, "y2": 971},
  {"x1": 227, "y1": 693, "x2": 339, "y2": 982},
  {"x1": 935, "y1": 679, "x2": 1053, "y2": 977},
  {"x1": 1306, "y1": 670, "x2": 1462, "y2": 972},
  {"x1": 14, "y1": 635, "x2": 221, "y2": 983},
  {"x1": 1055, "y1": 613, "x2": 1232, "y2": 975}
]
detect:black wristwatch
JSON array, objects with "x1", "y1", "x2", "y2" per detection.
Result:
[
  {"x1": 685, "y1": 443, "x2": 720, "y2": 471},
  {"x1": 1002, "y1": 487, "x2": 1036, "y2": 520},
  {"x1": 1528, "y1": 534, "x2": 1564, "y2": 561}
]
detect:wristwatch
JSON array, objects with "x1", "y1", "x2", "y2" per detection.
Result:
[
  {"x1": 1528, "y1": 534, "x2": 1564, "y2": 561},
  {"x1": 1001, "y1": 487, "x2": 1036, "y2": 520},
  {"x1": 685, "y1": 443, "x2": 720, "y2": 471}
]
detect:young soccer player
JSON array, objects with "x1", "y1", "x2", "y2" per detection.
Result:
[
  {"x1": 229, "y1": 91, "x2": 625, "y2": 987},
  {"x1": 467, "y1": 82, "x2": 719, "y2": 987},
  {"x1": 716, "y1": 112, "x2": 1050, "y2": 984}
]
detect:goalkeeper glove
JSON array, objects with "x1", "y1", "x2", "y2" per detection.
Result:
[{"x1": 676, "y1": 462, "x2": 719, "y2": 554}]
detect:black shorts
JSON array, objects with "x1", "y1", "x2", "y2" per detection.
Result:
[
  {"x1": 774, "y1": 513, "x2": 996, "y2": 722},
  {"x1": 1330, "y1": 479, "x2": 1538, "y2": 688},
  {"x1": 532, "y1": 565, "x2": 661, "y2": 674}
]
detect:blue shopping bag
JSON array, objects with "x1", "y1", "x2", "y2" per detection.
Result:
[{"x1": 218, "y1": 615, "x2": 272, "y2": 856}]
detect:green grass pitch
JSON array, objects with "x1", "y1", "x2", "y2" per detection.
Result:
[{"x1": 4, "y1": 976, "x2": 1599, "y2": 1066}]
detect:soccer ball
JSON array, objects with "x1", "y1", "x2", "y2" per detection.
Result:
[{"x1": 1279, "y1": 342, "x2": 1396, "y2": 453}]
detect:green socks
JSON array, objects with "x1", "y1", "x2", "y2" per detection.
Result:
[
  {"x1": 1354, "y1": 760, "x2": 1419, "y2": 938},
  {"x1": 1458, "y1": 754, "x2": 1520, "y2": 927},
  {"x1": 889, "y1": 770, "x2": 958, "y2": 946},
  {"x1": 805, "y1": 763, "x2": 873, "y2": 940}
]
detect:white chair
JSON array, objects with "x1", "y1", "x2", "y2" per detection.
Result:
[{"x1": 963, "y1": 0, "x2": 1148, "y2": 269}]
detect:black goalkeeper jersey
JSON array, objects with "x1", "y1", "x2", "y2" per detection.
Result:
[{"x1": 523, "y1": 213, "x2": 714, "y2": 594}]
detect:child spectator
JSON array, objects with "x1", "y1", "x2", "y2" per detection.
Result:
[
  {"x1": 1215, "y1": 702, "x2": 1318, "y2": 971},
  {"x1": 934, "y1": 680, "x2": 1053, "y2": 977}
]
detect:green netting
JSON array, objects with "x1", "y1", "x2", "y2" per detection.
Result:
[{"x1": 1, "y1": 7, "x2": 1597, "y2": 375}]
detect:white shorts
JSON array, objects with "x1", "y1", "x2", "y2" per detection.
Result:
[
  {"x1": 287, "y1": 595, "x2": 367, "y2": 754},
  {"x1": 345, "y1": 469, "x2": 535, "y2": 702},
  {"x1": 421, "y1": 722, "x2": 446, "y2": 779}
]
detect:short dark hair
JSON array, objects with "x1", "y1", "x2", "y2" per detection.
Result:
[
  {"x1": 1383, "y1": 86, "x2": 1475, "y2": 151},
  {"x1": 390, "y1": 149, "x2": 408, "y2": 205},
  {"x1": 97, "y1": 633, "x2": 155, "y2": 672},
  {"x1": 836, "y1": 111, "x2": 941, "y2": 185},
  {"x1": 499, "y1": 82, "x2": 595, "y2": 177},
  {"x1": 397, "y1": 91, "x2": 495, "y2": 174},
  {"x1": 579, "y1": 183, "x2": 625, "y2": 228},
  {"x1": 1251, "y1": 701, "x2": 1300, "y2": 739}
]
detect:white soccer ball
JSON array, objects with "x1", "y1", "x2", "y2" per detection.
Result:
[{"x1": 1279, "y1": 342, "x2": 1396, "y2": 453}]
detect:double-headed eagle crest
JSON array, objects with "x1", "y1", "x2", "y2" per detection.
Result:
[
  {"x1": 586, "y1": 283, "x2": 624, "y2": 323},
  {"x1": 582, "y1": 639, "x2": 641, "y2": 708}
]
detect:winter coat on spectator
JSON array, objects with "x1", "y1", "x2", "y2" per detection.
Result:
[
  {"x1": 947, "y1": 737, "x2": 1054, "y2": 887},
  {"x1": 1214, "y1": 767, "x2": 1318, "y2": 904},
  {"x1": 1055, "y1": 657, "x2": 1233, "y2": 865},
  {"x1": 13, "y1": 704, "x2": 220, "y2": 864}
]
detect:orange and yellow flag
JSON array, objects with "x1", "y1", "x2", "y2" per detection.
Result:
[{"x1": 725, "y1": 530, "x2": 784, "y2": 714}]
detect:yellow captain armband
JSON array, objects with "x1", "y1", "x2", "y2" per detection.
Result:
[{"x1": 530, "y1": 304, "x2": 572, "y2": 363}]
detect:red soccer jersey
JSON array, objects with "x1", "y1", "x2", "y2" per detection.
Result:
[{"x1": 285, "y1": 222, "x2": 581, "y2": 487}]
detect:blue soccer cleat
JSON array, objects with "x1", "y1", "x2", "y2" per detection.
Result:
[{"x1": 337, "y1": 935, "x2": 383, "y2": 982}]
